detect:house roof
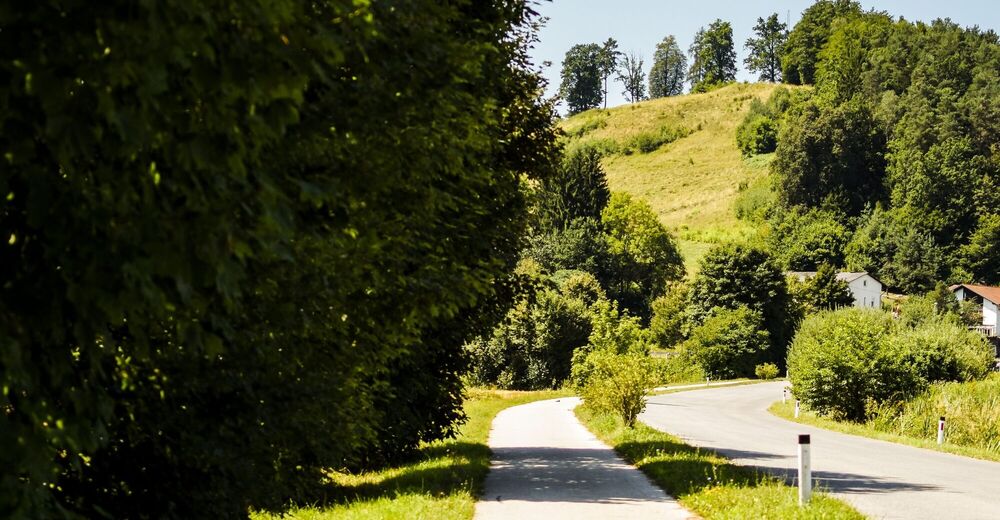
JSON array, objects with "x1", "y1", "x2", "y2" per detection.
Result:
[
  {"x1": 786, "y1": 271, "x2": 878, "y2": 284},
  {"x1": 950, "y1": 284, "x2": 1000, "y2": 305}
]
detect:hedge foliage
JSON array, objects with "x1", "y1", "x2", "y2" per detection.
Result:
[{"x1": 0, "y1": 1, "x2": 559, "y2": 518}]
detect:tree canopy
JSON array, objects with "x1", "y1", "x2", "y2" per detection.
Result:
[
  {"x1": 688, "y1": 19, "x2": 737, "y2": 92},
  {"x1": 745, "y1": 14, "x2": 788, "y2": 82},
  {"x1": 0, "y1": 1, "x2": 560, "y2": 517},
  {"x1": 649, "y1": 35, "x2": 687, "y2": 98},
  {"x1": 560, "y1": 43, "x2": 603, "y2": 114}
]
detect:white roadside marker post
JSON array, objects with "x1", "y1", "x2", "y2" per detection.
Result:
[
  {"x1": 937, "y1": 416, "x2": 946, "y2": 445},
  {"x1": 706, "y1": 376, "x2": 710, "y2": 386},
  {"x1": 798, "y1": 434, "x2": 812, "y2": 506},
  {"x1": 794, "y1": 399, "x2": 800, "y2": 419},
  {"x1": 783, "y1": 387, "x2": 787, "y2": 404}
]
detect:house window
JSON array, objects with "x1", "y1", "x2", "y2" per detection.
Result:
[{"x1": 864, "y1": 280, "x2": 867, "y2": 287}]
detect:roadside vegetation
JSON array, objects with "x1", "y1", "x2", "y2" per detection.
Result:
[
  {"x1": 771, "y1": 376, "x2": 1000, "y2": 463},
  {"x1": 253, "y1": 389, "x2": 571, "y2": 520},
  {"x1": 576, "y1": 405, "x2": 864, "y2": 520}
]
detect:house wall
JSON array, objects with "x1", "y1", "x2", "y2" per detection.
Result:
[
  {"x1": 849, "y1": 276, "x2": 882, "y2": 309},
  {"x1": 985, "y1": 299, "x2": 998, "y2": 327}
]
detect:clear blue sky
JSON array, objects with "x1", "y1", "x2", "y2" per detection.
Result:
[{"x1": 529, "y1": 0, "x2": 999, "y2": 113}]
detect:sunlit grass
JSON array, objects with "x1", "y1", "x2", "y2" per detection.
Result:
[
  {"x1": 252, "y1": 388, "x2": 571, "y2": 520},
  {"x1": 560, "y1": 83, "x2": 808, "y2": 273},
  {"x1": 576, "y1": 404, "x2": 863, "y2": 519}
]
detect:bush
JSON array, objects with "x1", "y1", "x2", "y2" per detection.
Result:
[
  {"x1": 579, "y1": 350, "x2": 658, "y2": 427},
  {"x1": 652, "y1": 352, "x2": 705, "y2": 385},
  {"x1": 624, "y1": 124, "x2": 691, "y2": 154},
  {"x1": 736, "y1": 115, "x2": 778, "y2": 156},
  {"x1": 755, "y1": 362, "x2": 780, "y2": 380},
  {"x1": 0, "y1": 2, "x2": 561, "y2": 518},
  {"x1": 649, "y1": 283, "x2": 689, "y2": 348},
  {"x1": 467, "y1": 287, "x2": 592, "y2": 390},
  {"x1": 894, "y1": 321, "x2": 995, "y2": 383},
  {"x1": 682, "y1": 307, "x2": 771, "y2": 379},
  {"x1": 787, "y1": 309, "x2": 923, "y2": 421}
]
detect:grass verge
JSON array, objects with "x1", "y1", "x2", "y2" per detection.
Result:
[
  {"x1": 769, "y1": 400, "x2": 1000, "y2": 463},
  {"x1": 253, "y1": 388, "x2": 571, "y2": 520},
  {"x1": 575, "y1": 404, "x2": 863, "y2": 519}
]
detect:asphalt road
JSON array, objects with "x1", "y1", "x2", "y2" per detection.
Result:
[
  {"x1": 475, "y1": 397, "x2": 695, "y2": 520},
  {"x1": 641, "y1": 381, "x2": 1000, "y2": 520}
]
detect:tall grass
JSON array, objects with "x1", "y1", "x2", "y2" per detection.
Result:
[{"x1": 868, "y1": 374, "x2": 1000, "y2": 453}]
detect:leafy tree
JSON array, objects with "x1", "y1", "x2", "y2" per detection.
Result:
[
  {"x1": 781, "y1": 0, "x2": 862, "y2": 84},
  {"x1": 796, "y1": 264, "x2": 855, "y2": 312},
  {"x1": 649, "y1": 283, "x2": 689, "y2": 348},
  {"x1": 768, "y1": 208, "x2": 849, "y2": 270},
  {"x1": 598, "y1": 38, "x2": 623, "y2": 109},
  {"x1": 686, "y1": 244, "x2": 797, "y2": 364},
  {"x1": 570, "y1": 297, "x2": 650, "y2": 389},
  {"x1": 560, "y1": 43, "x2": 603, "y2": 114},
  {"x1": 466, "y1": 284, "x2": 592, "y2": 391},
  {"x1": 602, "y1": 193, "x2": 684, "y2": 321},
  {"x1": 537, "y1": 146, "x2": 611, "y2": 230},
  {"x1": 788, "y1": 309, "x2": 921, "y2": 421},
  {"x1": 525, "y1": 218, "x2": 612, "y2": 278},
  {"x1": 961, "y1": 213, "x2": 1000, "y2": 285},
  {"x1": 745, "y1": 14, "x2": 787, "y2": 82},
  {"x1": 0, "y1": 1, "x2": 560, "y2": 518},
  {"x1": 617, "y1": 51, "x2": 647, "y2": 103},
  {"x1": 579, "y1": 350, "x2": 658, "y2": 427},
  {"x1": 688, "y1": 19, "x2": 738, "y2": 92},
  {"x1": 682, "y1": 306, "x2": 771, "y2": 379},
  {"x1": 772, "y1": 97, "x2": 887, "y2": 216},
  {"x1": 649, "y1": 35, "x2": 687, "y2": 97}
]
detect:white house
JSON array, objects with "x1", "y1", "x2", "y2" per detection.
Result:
[
  {"x1": 787, "y1": 271, "x2": 883, "y2": 309},
  {"x1": 950, "y1": 284, "x2": 999, "y2": 337}
]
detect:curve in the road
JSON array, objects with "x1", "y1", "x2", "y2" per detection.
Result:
[{"x1": 641, "y1": 381, "x2": 1000, "y2": 520}]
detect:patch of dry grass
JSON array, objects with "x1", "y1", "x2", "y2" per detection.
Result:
[{"x1": 561, "y1": 83, "x2": 807, "y2": 271}]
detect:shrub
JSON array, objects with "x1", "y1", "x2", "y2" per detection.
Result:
[
  {"x1": 652, "y1": 352, "x2": 705, "y2": 385},
  {"x1": 580, "y1": 350, "x2": 658, "y2": 427},
  {"x1": 787, "y1": 309, "x2": 923, "y2": 421},
  {"x1": 649, "y1": 283, "x2": 689, "y2": 348},
  {"x1": 683, "y1": 307, "x2": 771, "y2": 379},
  {"x1": 736, "y1": 115, "x2": 778, "y2": 156},
  {"x1": 623, "y1": 124, "x2": 691, "y2": 154},
  {"x1": 467, "y1": 288, "x2": 592, "y2": 390},
  {"x1": 894, "y1": 320, "x2": 994, "y2": 383},
  {"x1": 755, "y1": 362, "x2": 780, "y2": 380}
]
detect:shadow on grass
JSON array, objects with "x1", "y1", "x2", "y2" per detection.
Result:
[{"x1": 264, "y1": 439, "x2": 490, "y2": 511}]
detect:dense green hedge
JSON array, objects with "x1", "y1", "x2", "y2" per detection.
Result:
[{"x1": 0, "y1": 1, "x2": 559, "y2": 518}]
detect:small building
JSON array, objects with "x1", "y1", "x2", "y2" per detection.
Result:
[
  {"x1": 787, "y1": 271, "x2": 883, "y2": 309},
  {"x1": 950, "y1": 284, "x2": 999, "y2": 337}
]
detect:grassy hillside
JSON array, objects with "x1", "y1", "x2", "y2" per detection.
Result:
[{"x1": 561, "y1": 83, "x2": 797, "y2": 272}]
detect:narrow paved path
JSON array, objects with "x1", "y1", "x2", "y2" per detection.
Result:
[
  {"x1": 641, "y1": 381, "x2": 1000, "y2": 520},
  {"x1": 475, "y1": 397, "x2": 696, "y2": 520}
]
